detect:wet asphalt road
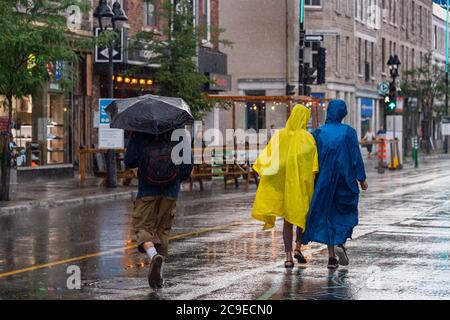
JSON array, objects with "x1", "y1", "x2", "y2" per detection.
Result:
[{"x1": 0, "y1": 158, "x2": 449, "y2": 300}]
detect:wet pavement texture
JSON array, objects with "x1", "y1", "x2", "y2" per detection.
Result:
[{"x1": 0, "y1": 158, "x2": 449, "y2": 300}]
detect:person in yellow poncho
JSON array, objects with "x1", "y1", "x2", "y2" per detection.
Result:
[{"x1": 252, "y1": 104, "x2": 318, "y2": 268}]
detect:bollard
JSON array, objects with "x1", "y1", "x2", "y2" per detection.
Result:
[
  {"x1": 377, "y1": 139, "x2": 385, "y2": 174},
  {"x1": 412, "y1": 136, "x2": 419, "y2": 168}
]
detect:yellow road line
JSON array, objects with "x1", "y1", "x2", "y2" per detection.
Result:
[{"x1": 0, "y1": 220, "x2": 251, "y2": 279}]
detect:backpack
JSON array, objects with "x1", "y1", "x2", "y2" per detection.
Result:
[{"x1": 138, "y1": 136, "x2": 178, "y2": 187}]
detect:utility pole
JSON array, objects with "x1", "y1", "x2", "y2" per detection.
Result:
[{"x1": 298, "y1": 0, "x2": 305, "y2": 96}]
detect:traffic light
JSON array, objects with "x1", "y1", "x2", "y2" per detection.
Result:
[
  {"x1": 385, "y1": 81, "x2": 397, "y2": 113},
  {"x1": 304, "y1": 63, "x2": 316, "y2": 85},
  {"x1": 286, "y1": 84, "x2": 296, "y2": 95},
  {"x1": 316, "y1": 47, "x2": 326, "y2": 84}
]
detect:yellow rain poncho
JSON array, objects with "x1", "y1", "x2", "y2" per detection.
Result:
[{"x1": 252, "y1": 104, "x2": 319, "y2": 230}]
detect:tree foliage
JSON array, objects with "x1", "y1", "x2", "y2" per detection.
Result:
[
  {"x1": 401, "y1": 51, "x2": 450, "y2": 153},
  {"x1": 135, "y1": 0, "x2": 231, "y2": 119}
]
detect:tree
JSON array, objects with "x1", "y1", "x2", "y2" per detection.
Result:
[
  {"x1": 134, "y1": 0, "x2": 231, "y2": 120},
  {"x1": 0, "y1": 0, "x2": 88, "y2": 201},
  {"x1": 401, "y1": 51, "x2": 450, "y2": 154}
]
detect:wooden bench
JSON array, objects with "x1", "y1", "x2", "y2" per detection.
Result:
[{"x1": 189, "y1": 145, "x2": 259, "y2": 191}]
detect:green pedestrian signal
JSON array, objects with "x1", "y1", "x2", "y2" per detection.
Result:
[{"x1": 388, "y1": 99, "x2": 396, "y2": 110}]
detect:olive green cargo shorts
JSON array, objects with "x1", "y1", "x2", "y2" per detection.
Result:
[{"x1": 132, "y1": 195, "x2": 177, "y2": 257}]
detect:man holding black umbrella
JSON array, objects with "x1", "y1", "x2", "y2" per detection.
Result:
[
  {"x1": 125, "y1": 130, "x2": 192, "y2": 289},
  {"x1": 107, "y1": 95, "x2": 194, "y2": 289}
]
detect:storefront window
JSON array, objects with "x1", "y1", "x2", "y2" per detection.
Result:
[{"x1": 1, "y1": 61, "x2": 73, "y2": 168}]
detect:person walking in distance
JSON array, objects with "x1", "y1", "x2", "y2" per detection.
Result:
[
  {"x1": 303, "y1": 100, "x2": 368, "y2": 269},
  {"x1": 125, "y1": 130, "x2": 192, "y2": 289},
  {"x1": 362, "y1": 128, "x2": 376, "y2": 158}
]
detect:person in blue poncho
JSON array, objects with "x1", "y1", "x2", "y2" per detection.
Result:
[{"x1": 303, "y1": 99, "x2": 368, "y2": 269}]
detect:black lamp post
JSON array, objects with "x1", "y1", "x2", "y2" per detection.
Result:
[
  {"x1": 93, "y1": 0, "x2": 127, "y2": 188},
  {"x1": 386, "y1": 54, "x2": 401, "y2": 140},
  {"x1": 387, "y1": 55, "x2": 401, "y2": 79}
]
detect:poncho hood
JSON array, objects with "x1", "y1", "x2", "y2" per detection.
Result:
[
  {"x1": 326, "y1": 99, "x2": 348, "y2": 123},
  {"x1": 286, "y1": 104, "x2": 310, "y2": 131}
]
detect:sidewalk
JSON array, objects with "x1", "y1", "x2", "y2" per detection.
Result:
[
  {"x1": 1, "y1": 152, "x2": 449, "y2": 215},
  {"x1": 0, "y1": 177, "x2": 138, "y2": 214}
]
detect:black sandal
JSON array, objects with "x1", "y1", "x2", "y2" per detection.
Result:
[
  {"x1": 294, "y1": 250, "x2": 307, "y2": 264},
  {"x1": 284, "y1": 260, "x2": 295, "y2": 268}
]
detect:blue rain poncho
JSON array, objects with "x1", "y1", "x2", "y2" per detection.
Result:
[{"x1": 303, "y1": 99, "x2": 366, "y2": 246}]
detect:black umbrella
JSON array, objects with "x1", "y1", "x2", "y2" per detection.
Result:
[{"x1": 105, "y1": 94, "x2": 194, "y2": 134}]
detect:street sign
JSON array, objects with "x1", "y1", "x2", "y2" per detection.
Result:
[
  {"x1": 94, "y1": 28, "x2": 124, "y2": 63},
  {"x1": 396, "y1": 96, "x2": 404, "y2": 113},
  {"x1": 442, "y1": 116, "x2": 450, "y2": 136},
  {"x1": 98, "y1": 99, "x2": 124, "y2": 149},
  {"x1": 305, "y1": 35, "x2": 324, "y2": 42},
  {"x1": 377, "y1": 81, "x2": 390, "y2": 95}
]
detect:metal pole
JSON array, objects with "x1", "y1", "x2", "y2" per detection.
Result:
[
  {"x1": 298, "y1": 0, "x2": 305, "y2": 96},
  {"x1": 105, "y1": 32, "x2": 117, "y2": 188}
]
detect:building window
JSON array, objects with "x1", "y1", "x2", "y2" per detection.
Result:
[
  {"x1": 419, "y1": 6, "x2": 422, "y2": 36},
  {"x1": 346, "y1": 37, "x2": 350, "y2": 75},
  {"x1": 434, "y1": 25, "x2": 438, "y2": 50},
  {"x1": 412, "y1": 1, "x2": 415, "y2": 33},
  {"x1": 145, "y1": 0, "x2": 156, "y2": 27},
  {"x1": 355, "y1": 0, "x2": 364, "y2": 21},
  {"x1": 358, "y1": 38, "x2": 362, "y2": 75},
  {"x1": 401, "y1": 0, "x2": 404, "y2": 25},
  {"x1": 405, "y1": 47, "x2": 414, "y2": 70},
  {"x1": 359, "y1": 0, "x2": 364, "y2": 21},
  {"x1": 393, "y1": 0, "x2": 397, "y2": 25},
  {"x1": 305, "y1": 0, "x2": 322, "y2": 6},
  {"x1": 336, "y1": 35, "x2": 340, "y2": 73},
  {"x1": 382, "y1": 38, "x2": 386, "y2": 72},
  {"x1": 411, "y1": 48, "x2": 414, "y2": 70},
  {"x1": 371, "y1": 42, "x2": 374, "y2": 77},
  {"x1": 201, "y1": 0, "x2": 211, "y2": 43}
]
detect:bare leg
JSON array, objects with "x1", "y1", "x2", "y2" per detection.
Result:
[
  {"x1": 295, "y1": 227, "x2": 303, "y2": 252},
  {"x1": 143, "y1": 242, "x2": 155, "y2": 251},
  {"x1": 328, "y1": 245, "x2": 336, "y2": 258},
  {"x1": 283, "y1": 220, "x2": 294, "y2": 262}
]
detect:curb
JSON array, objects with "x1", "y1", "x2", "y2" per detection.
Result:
[{"x1": 0, "y1": 190, "x2": 137, "y2": 216}]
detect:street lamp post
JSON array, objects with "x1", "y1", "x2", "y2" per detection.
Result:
[
  {"x1": 387, "y1": 54, "x2": 401, "y2": 139},
  {"x1": 298, "y1": 0, "x2": 305, "y2": 96},
  {"x1": 93, "y1": 0, "x2": 127, "y2": 188}
]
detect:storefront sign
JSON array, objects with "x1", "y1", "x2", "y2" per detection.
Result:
[
  {"x1": 361, "y1": 98, "x2": 373, "y2": 117},
  {"x1": 209, "y1": 73, "x2": 231, "y2": 91},
  {"x1": 98, "y1": 99, "x2": 124, "y2": 149},
  {"x1": 0, "y1": 117, "x2": 9, "y2": 134}
]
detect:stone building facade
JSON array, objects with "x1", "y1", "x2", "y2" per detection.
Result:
[{"x1": 215, "y1": 0, "x2": 434, "y2": 141}]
